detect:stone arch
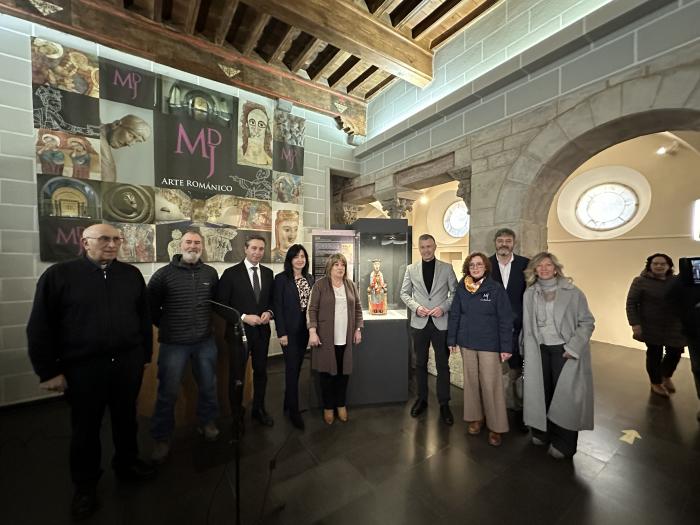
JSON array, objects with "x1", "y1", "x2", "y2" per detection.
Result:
[{"x1": 470, "y1": 56, "x2": 700, "y2": 255}]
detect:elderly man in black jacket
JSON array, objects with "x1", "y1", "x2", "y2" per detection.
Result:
[
  {"x1": 27, "y1": 223, "x2": 155, "y2": 521},
  {"x1": 148, "y1": 229, "x2": 220, "y2": 463}
]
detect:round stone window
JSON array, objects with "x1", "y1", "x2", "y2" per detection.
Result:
[
  {"x1": 442, "y1": 201, "x2": 469, "y2": 238},
  {"x1": 575, "y1": 183, "x2": 639, "y2": 231}
]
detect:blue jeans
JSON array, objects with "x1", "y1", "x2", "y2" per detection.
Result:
[{"x1": 151, "y1": 336, "x2": 219, "y2": 441}]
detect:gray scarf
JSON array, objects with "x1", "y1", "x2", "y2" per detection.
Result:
[{"x1": 534, "y1": 277, "x2": 558, "y2": 327}]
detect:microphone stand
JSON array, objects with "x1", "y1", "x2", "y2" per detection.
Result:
[{"x1": 207, "y1": 300, "x2": 247, "y2": 525}]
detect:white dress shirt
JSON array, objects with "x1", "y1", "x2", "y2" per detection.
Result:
[{"x1": 498, "y1": 254, "x2": 515, "y2": 290}]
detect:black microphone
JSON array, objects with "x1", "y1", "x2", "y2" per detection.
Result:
[{"x1": 205, "y1": 299, "x2": 247, "y2": 343}]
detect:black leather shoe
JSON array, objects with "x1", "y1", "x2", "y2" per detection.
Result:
[
  {"x1": 410, "y1": 399, "x2": 428, "y2": 417},
  {"x1": 440, "y1": 404, "x2": 454, "y2": 426},
  {"x1": 515, "y1": 410, "x2": 529, "y2": 433},
  {"x1": 114, "y1": 459, "x2": 157, "y2": 482},
  {"x1": 71, "y1": 489, "x2": 98, "y2": 521},
  {"x1": 289, "y1": 410, "x2": 305, "y2": 431},
  {"x1": 252, "y1": 408, "x2": 274, "y2": 427}
]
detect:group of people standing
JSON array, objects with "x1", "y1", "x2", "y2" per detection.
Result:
[
  {"x1": 626, "y1": 252, "x2": 700, "y2": 411},
  {"x1": 402, "y1": 230, "x2": 595, "y2": 457},
  {"x1": 27, "y1": 221, "x2": 700, "y2": 522},
  {"x1": 26, "y1": 223, "x2": 362, "y2": 520}
]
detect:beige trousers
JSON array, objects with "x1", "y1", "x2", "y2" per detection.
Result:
[{"x1": 461, "y1": 347, "x2": 509, "y2": 433}]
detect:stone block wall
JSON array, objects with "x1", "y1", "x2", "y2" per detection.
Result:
[
  {"x1": 0, "y1": 14, "x2": 353, "y2": 405},
  {"x1": 366, "y1": 0, "x2": 618, "y2": 138}
]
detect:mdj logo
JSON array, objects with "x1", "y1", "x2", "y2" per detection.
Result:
[{"x1": 480, "y1": 292, "x2": 491, "y2": 302}]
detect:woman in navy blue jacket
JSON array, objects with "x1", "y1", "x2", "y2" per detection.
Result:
[
  {"x1": 273, "y1": 244, "x2": 315, "y2": 430},
  {"x1": 448, "y1": 252, "x2": 513, "y2": 446}
]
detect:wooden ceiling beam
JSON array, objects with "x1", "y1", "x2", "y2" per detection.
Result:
[
  {"x1": 391, "y1": 0, "x2": 432, "y2": 29},
  {"x1": 248, "y1": 0, "x2": 432, "y2": 87},
  {"x1": 268, "y1": 24, "x2": 295, "y2": 64},
  {"x1": 411, "y1": 0, "x2": 464, "y2": 39},
  {"x1": 240, "y1": 11, "x2": 270, "y2": 56},
  {"x1": 214, "y1": 0, "x2": 239, "y2": 45},
  {"x1": 284, "y1": 34, "x2": 318, "y2": 73},
  {"x1": 306, "y1": 44, "x2": 340, "y2": 81},
  {"x1": 150, "y1": 0, "x2": 164, "y2": 22},
  {"x1": 365, "y1": 74, "x2": 395, "y2": 99},
  {"x1": 346, "y1": 65, "x2": 378, "y2": 94},
  {"x1": 183, "y1": 0, "x2": 202, "y2": 34},
  {"x1": 0, "y1": 0, "x2": 367, "y2": 135},
  {"x1": 327, "y1": 55, "x2": 360, "y2": 88},
  {"x1": 429, "y1": 0, "x2": 499, "y2": 49},
  {"x1": 366, "y1": 0, "x2": 403, "y2": 17}
]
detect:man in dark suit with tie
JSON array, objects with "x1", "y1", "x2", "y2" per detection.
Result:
[
  {"x1": 489, "y1": 228, "x2": 529, "y2": 431},
  {"x1": 217, "y1": 233, "x2": 275, "y2": 426}
]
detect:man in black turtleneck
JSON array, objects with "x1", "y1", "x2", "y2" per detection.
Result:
[
  {"x1": 401, "y1": 234, "x2": 458, "y2": 425},
  {"x1": 27, "y1": 223, "x2": 155, "y2": 520}
]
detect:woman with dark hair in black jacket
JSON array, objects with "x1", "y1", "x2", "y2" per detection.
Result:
[
  {"x1": 626, "y1": 253, "x2": 686, "y2": 397},
  {"x1": 273, "y1": 244, "x2": 314, "y2": 430}
]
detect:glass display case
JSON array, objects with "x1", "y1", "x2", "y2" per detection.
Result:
[{"x1": 353, "y1": 218, "x2": 410, "y2": 321}]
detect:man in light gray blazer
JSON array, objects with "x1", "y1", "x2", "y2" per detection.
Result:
[{"x1": 400, "y1": 234, "x2": 458, "y2": 425}]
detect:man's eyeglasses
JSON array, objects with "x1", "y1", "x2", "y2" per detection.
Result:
[{"x1": 84, "y1": 236, "x2": 124, "y2": 244}]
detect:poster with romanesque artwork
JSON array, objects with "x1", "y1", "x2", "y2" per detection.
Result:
[
  {"x1": 35, "y1": 129, "x2": 101, "y2": 179},
  {"x1": 99, "y1": 58, "x2": 156, "y2": 110},
  {"x1": 237, "y1": 99, "x2": 274, "y2": 169},
  {"x1": 30, "y1": 36, "x2": 304, "y2": 263},
  {"x1": 272, "y1": 171, "x2": 302, "y2": 205},
  {"x1": 270, "y1": 203, "x2": 302, "y2": 263},
  {"x1": 272, "y1": 110, "x2": 304, "y2": 176}
]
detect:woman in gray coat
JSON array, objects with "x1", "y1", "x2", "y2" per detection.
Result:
[
  {"x1": 626, "y1": 253, "x2": 686, "y2": 397},
  {"x1": 522, "y1": 252, "x2": 595, "y2": 459},
  {"x1": 308, "y1": 253, "x2": 363, "y2": 425}
]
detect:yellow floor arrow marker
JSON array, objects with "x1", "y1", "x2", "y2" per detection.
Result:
[{"x1": 620, "y1": 429, "x2": 642, "y2": 444}]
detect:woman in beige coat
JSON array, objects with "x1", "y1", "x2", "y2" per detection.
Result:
[
  {"x1": 522, "y1": 252, "x2": 595, "y2": 459},
  {"x1": 308, "y1": 253, "x2": 363, "y2": 424}
]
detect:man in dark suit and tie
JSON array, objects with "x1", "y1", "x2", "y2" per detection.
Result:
[
  {"x1": 489, "y1": 228, "x2": 529, "y2": 431},
  {"x1": 218, "y1": 233, "x2": 275, "y2": 426}
]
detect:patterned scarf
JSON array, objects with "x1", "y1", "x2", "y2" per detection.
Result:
[{"x1": 463, "y1": 275, "x2": 484, "y2": 293}]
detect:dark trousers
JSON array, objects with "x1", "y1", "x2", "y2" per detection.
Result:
[
  {"x1": 319, "y1": 345, "x2": 349, "y2": 409},
  {"x1": 283, "y1": 323, "x2": 309, "y2": 413},
  {"x1": 63, "y1": 349, "x2": 144, "y2": 488},
  {"x1": 531, "y1": 344, "x2": 578, "y2": 457},
  {"x1": 645, "y1": 344, "x2": 683, "y2": 385},
  {"x1": 412, "y1": 319, "x2": 450, "y2": 405},
  {"x1": 508, "y1": 326, "x2": 523, "y2": 370},
  {"x1": 248, "y1": 330, "x2": 271, "y2": 410},
  {"x1": 689, "y1": 340, "x2": 700, "y2": 399}
]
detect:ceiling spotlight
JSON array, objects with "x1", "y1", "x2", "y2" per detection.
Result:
[
  {"x1": 656, "y1": 141, "x2": 680, "y2": 156},
  {"x1": 419, "y1": 195, "x2": 428, "y2": 204}
]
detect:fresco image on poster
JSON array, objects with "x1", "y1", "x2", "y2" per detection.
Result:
[
  {"x1": 274, "y1": 110, "x2": 305, "y2": 147},
  {"x1": 271, "y1": 203, "x2": 302, "y2": 263},
  {"x1": 155, "y1": 188, "x2": 192, "y2": 223},
  {"x1": 102, "y1": 183, "x2": 155, "y2": 223},
  {"x1": 230, "y1": 166, "x2": 272, "y2": 200},
  {"x1": 31, "y1": 37, "x2": 99, "y2": 98},
  {"x1": 39, "y1": 216, "x2": 99, "y2": 262},
  {"x1": 160, "y1": 78, "x2": 235, "y2": 128},
  {"x1": 35, "y1": 129, "x2": 101, "y2": 179},
  {"x1": 37, "y1": 174, "x2": 102, "y2": 219},
  {"x1": 156, "y1": 221, "x2": 192, "y2": 262},
  {"x1": 237, "y1": 99, "x2": 274, "y2": 169},
  {"x1": 227, "y1": 229, "x2": 272, "y2": 264},
  {"x1": 100, "y1": 99, "x2": 155, "y2": 184},
  {"x1": 272, "y1": 171, "x2": 302, "y2": 204},
  {"x1": 107, "y1": 222, "x2": 156, "y2": 263},
  {"x1": 273, "y1": 141, "x2": 304, "y2": 176},
  {"x1": 100, "y1": 58, "x2": 156, "y2": 110},
  {"x1": 33, "y1": 84, "x2": 100, "y2": 137},
  {"x1": 208, "y1": 196, "x2": 271, "y2": 230},
  {"x1": 154, "y1": 112, "x2": 234, "y2": 194}
]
